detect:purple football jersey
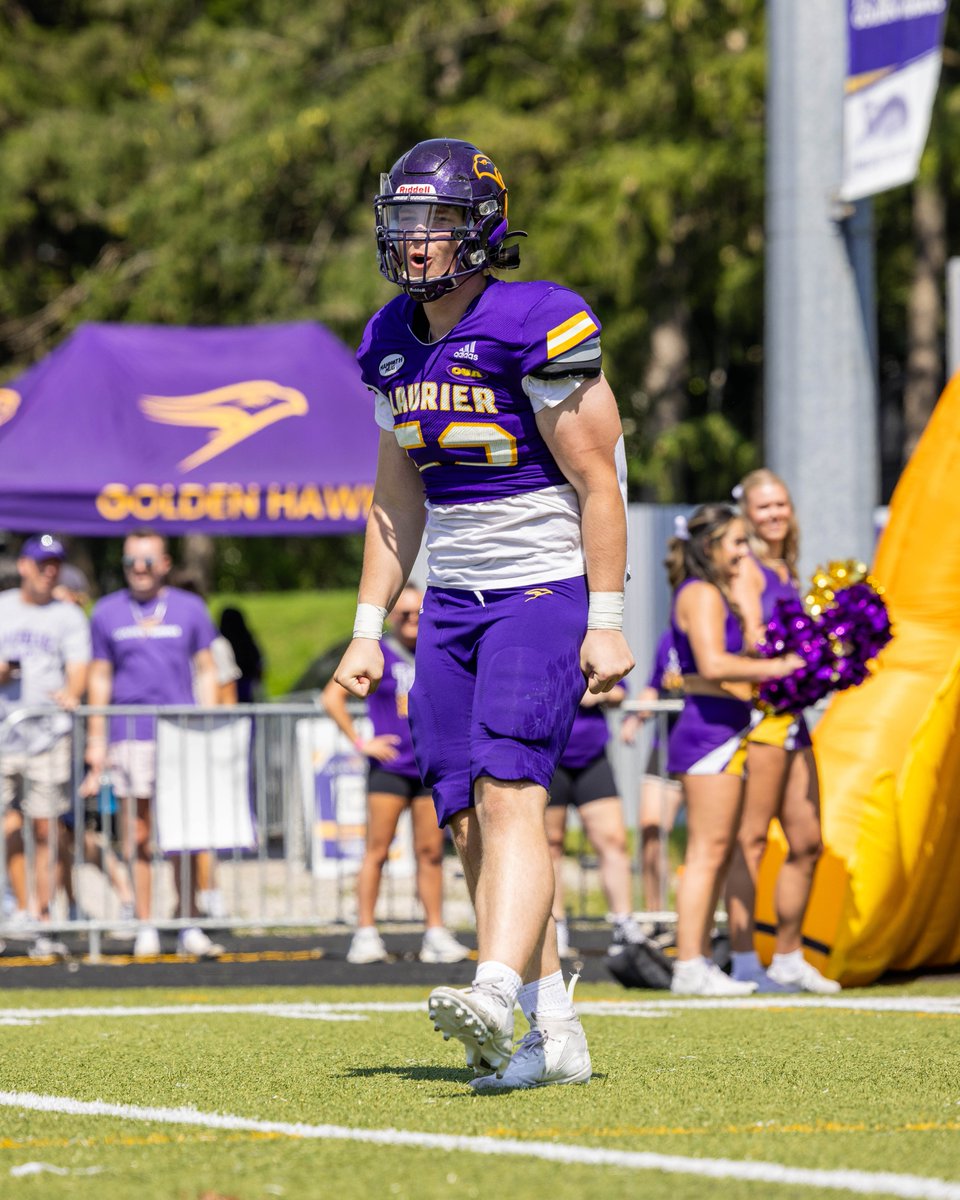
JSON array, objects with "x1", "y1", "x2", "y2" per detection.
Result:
[
  {"x1": 365, "y1": 637, "x2": 419, "y2": 779},
  {"x1": 357, "y1": 279, "x2": 601, "y2": 505}
]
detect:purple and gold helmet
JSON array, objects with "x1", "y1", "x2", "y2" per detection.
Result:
[{"x1": 374, "y1": 138, "x2": 523, "y2": 302}]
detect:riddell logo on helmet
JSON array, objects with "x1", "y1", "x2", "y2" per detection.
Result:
[{"x1": 396, "y1": 184, "x2": 437, "y2": 195}]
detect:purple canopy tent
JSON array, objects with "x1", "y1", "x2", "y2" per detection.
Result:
[{"x1": 0, "y1": 322, "x2": 379, "y2": 535}]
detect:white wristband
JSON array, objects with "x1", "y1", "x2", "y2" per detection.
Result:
[
  {"x1": 587, "y1": 591, "x2": 624, "y2": 631},
  {"x1": 353, "y1": 602, "x2": 388, "y2": 641}
]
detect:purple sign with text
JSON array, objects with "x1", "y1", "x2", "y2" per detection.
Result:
[
  {"x1": 841, "y1": 0, "x2": 949, "y2": 201},
  {"x1": 0, "y1": 322, "x2": 379, "y2": 534}
]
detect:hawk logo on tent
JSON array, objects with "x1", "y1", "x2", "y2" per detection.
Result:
[
  {"x1": 139, "y1": 381, "x2": 308, "y2": 472},
  {"x1": 0, "y1": 389, "x2": 21, "y2": 429}
]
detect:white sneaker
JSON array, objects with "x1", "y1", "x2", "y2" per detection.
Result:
[
  {"x1": 428, "y1": 984, "x2": 514, "y2": 1076},
  {"x1": 4, "y1": 909, "x2": 33, "y2": 934},
  {"x1": 177, "y1": 927, "x2": 225, "y2": 958},
  {"x1": 29, "y1": 934, "x2": 68, "y2": 959},
  {"x1": 608, "y1": 915, "x2": 649, "y2": 956},
  {"x1": 133, "y1": 926, "x2": 161, "y2": 958},
  {"x1": 471, "y1": 1007, "x2": 592, "y2": 1091},
  {"x1": 767, "y1": 956, "x2": 841, "y2": 994},
  {"x1": 197, "y1": 889, "x2": 227, "y2": 919},
  {"x1": 420, "y1": 926, "x2": 470, "y2": 964},
  {"x1": 346, "y1": 927, "x2": 389, "y2": 964},
  {"x1": 671, "y1": 957, "x2": 759, "y2": 996}
]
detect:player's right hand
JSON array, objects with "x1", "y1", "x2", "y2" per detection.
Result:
[{"x1": 334, "y1": 638, "x2": 385, "y2": 698}]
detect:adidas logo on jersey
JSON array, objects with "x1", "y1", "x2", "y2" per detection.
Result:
[{"x1": 453, "y1": 341, "x2": 479, "y2": 362}]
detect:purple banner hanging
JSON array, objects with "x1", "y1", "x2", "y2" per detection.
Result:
[{"x1": 841, "y1": 0, "x2": 949, "y2": 202}]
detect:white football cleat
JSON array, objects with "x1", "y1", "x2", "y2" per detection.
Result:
[
  {"x1": 428, "y1": 984, "x2": 514, "y2": 1076},
  {"x1": 470, "y1": 1008, "x2": 592, "y2": 1091}
]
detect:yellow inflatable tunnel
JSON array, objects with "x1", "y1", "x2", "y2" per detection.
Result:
[{"x1": 754, "y1": 372, "x2": 960, "y2": 986}]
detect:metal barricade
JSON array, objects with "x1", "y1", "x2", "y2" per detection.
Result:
[
  {"x1": 0, "y1": 698, "x2": 685, "y2": 957},
  {"x1": 0, "y1": 702, "x2": 439, "y2": 957}
]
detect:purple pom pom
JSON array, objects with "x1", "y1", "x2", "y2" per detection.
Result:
[{"x1": 756, "y1": 580, "x2": 892, "y2": 714}]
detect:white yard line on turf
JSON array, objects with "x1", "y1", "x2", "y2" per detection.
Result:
[
  {"x1": 1, "y1": 995, "x2": 960, "y2": 1027},
  {"x1": 0, "y1": 1090, "x2": 958, "y2": 1199}
]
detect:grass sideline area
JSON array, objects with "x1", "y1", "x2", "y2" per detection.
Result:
[
  {"x1": 2, "y1": 980, "x2": 959, "y2": 1199},
  {"x1": 210, "y1": 588, "x2": 356, "y2": 697}
]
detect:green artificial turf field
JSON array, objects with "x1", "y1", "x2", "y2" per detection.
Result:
[{"x1": 1, "y1": 980, "x2": 959, "y2": 1199}]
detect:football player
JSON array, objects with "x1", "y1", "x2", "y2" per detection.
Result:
[{"x1": 335, "y1": 138, "x2": 634, "y2": 1089}]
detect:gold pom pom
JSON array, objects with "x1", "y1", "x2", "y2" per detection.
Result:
[{"x1": 804, "y1": 559, "x2": 877, "y2": 614}]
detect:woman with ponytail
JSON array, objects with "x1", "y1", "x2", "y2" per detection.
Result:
[
  {"x1": 666, "y1": 503, "x2": 803, "y2": 996},
  {"x1": 724, "y1": 470, "x2": 840, "y2": 994}
]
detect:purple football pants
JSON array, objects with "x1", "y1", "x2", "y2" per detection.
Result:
[{"x1": 409, "y1": 576, "x2": 588, "y2": 826}]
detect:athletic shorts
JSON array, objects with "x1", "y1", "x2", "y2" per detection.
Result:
[
  {"x1": 367, "y1": 767, "x2": 430, "y2": 802},
  {"x1": 746, "y1": 710, "x2": 812, "y2": 751},
  {"x1": 0, "y1": 736, "x2": 72, "y2": 819},
  {"x1": 548, "y1": 752, "x2": 618, "y2": 809},
  {"x1": 666, "y1": 695, "x2": 752, "y2": 777},
  {"x1": 409, "y1": 576, "x2": 588, "y2": 826},
  {"x1": 108, "y1": 739, "x2": 156, "y2": 799}
]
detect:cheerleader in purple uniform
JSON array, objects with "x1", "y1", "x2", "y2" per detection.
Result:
[
  {"x1": 725, "y1": 469, "x2": 840, "y2": 994},
  {"x1": 323, "y1": 585, "x2": 469, "y2": 967},
  {"x1": 665, "y1": 504, "x2": 803, "y2": 996}
]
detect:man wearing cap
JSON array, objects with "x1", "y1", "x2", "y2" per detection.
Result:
[{"x1": 0, "y1": 535, "x2": 91, "y2": 956}]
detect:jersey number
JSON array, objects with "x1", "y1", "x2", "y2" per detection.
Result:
[{"x1": 395, "y1": 420, "x2": 518, "y2": 467}]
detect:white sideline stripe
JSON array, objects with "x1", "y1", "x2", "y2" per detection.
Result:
[
  {"x1": 0, "y1": 1004, "x2": 368, "y2": 1024},
  {"x1": 0, "y1": 995, "x2": 959, "y2": 1026},
  {"x1": 576, "y1": 996, "x2": 960, "y2": 1016},
  {"x1": 1, "y1": 1091, "x2": 959, "y2": 1199}
]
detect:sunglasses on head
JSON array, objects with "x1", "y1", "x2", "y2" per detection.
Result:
[{"x1": 123, "y1": 555, "x2": 156, "y2": 569}]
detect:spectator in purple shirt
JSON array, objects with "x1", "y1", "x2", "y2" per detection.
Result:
[{"x1": 83, "y1": 530, "x2": 222, "y2": 960}]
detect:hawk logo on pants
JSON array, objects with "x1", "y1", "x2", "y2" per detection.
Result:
[{"x1": 523, "y1": 588, "x2": 554, "y2": 602}]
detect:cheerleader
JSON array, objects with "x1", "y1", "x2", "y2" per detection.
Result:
[
  {"x1": 725, "y1": 469, "x2": 840, "y2": 993},
  {"x1": 666, "y1": 504, "x2": 802, "y2": 996}
]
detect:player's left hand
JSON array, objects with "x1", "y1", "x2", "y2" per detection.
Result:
[{"x1": 581, "y1": 629, "x2": 635, "y2": 694}]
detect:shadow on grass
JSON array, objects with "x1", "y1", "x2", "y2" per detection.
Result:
[{"x1": 342, "y1": 1064, "x2": 470, "y2": 1083}]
